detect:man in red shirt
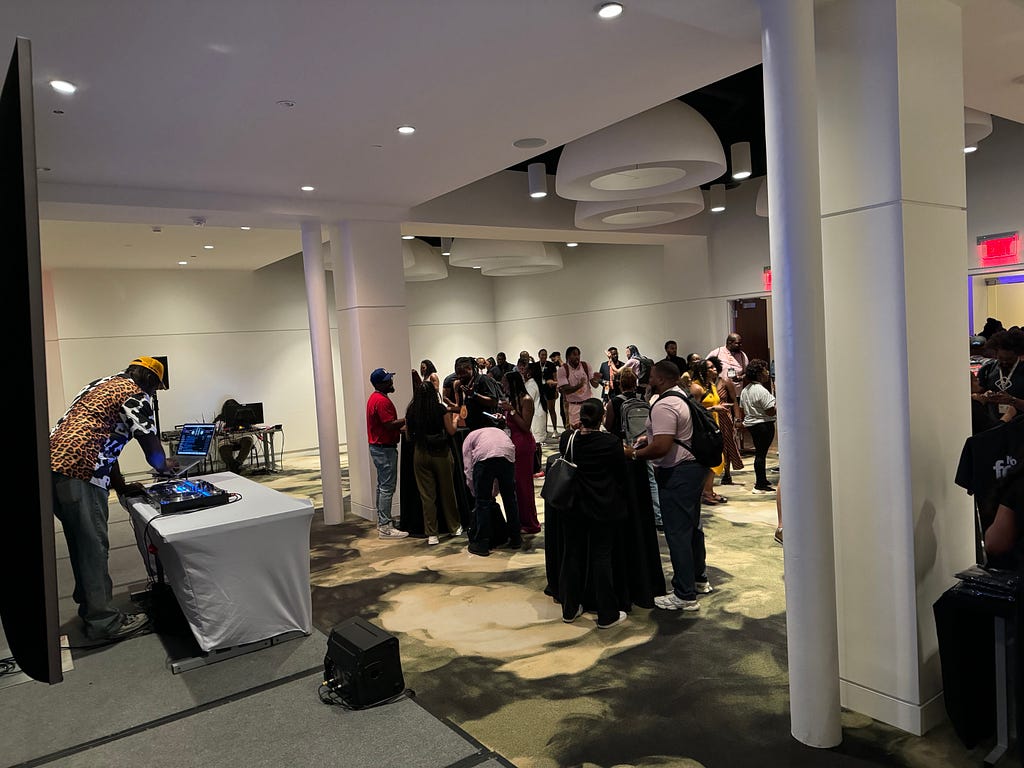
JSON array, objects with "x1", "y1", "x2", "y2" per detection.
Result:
[{"x1": 366, "y1": 368, "x2": 409, "y2": 539}]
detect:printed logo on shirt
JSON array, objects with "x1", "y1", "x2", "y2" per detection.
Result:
[{"x1": 994, "y1": 456, "x2": 1018, "y2": 479}]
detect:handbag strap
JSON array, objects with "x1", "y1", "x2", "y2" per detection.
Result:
[{"x1": 565, "y1": 429, "x2": 578, "y2": 463}]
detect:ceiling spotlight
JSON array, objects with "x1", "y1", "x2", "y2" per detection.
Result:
[
  {"x1": 710, "y1": 183, "x2": 726, "y2": 213},
  {"x1": 566, "y1": 242, "x2": 579, "y2": 247},
  {"x1": 401, "y1": 234, "x2": 415, "y2": 240},
  {"x1": 730, "y1": 141, "x2": 752, "y2": 180},
  {"x1": 49, "y1": 80, "x2": 77, "y2": 94},
  {"x1": 528, "y1": 162, "x2": 548, "y2": 198},
  {"x1": 397, "y1": 125, "x2": 416, "y2": 135},
  {"x1": 441, "y1": 237, "x2": 453, "y2": 256},
  {"x1": 203, "y1": 244, "x2": 214, "y2": 249},
  {"x1": 300, "y1": 185, "x2": 315, "y2": 191},
  {"x1": 597, "y1": 3, "x2": 624, "y2": 19},
  {"x1": 178, "y1": 261, "x2": 188, "y2": 265},
  {"x1": 964, "y1": 145, "x2": 978, "y2": 154},
  {"x1": 240, "y1": 226, "x2": 251, "y2": 230}
]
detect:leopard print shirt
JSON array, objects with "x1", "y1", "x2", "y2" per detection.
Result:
[{"x1": 50, "y1": 373, "x2": 157, "y2": 489}]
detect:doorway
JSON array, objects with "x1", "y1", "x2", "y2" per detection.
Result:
[{"x1": 732, "y1": 297, "x2": 771, "y2": 364}]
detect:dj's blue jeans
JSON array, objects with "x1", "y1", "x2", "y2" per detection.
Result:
[
  {"x1": 52, "y1": 472, "x2": 123, "y2": 638},
  {"x1": 368, "y1": 444, "x2": 399, "y2": 528}
]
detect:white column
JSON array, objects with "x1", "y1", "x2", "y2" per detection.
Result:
[
  {"x1": 300, "y1": 220, "x2": 344, "y2": 526},
  {"x1": 329, "y1": 221, "x2": 412, "y2": 522},
  {"x1": 760, "y1": 0, "x2": 842, "y2": 748},
  {"x1": 815, "y1": 0, "x2": 975, "y2": 735}
]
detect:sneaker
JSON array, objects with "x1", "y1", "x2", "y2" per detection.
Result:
[
  {"x1": 562, "y1": 606, "x2": 584, "y2": 624},
  {"x1": 752, "y1": 486, "x2": 776, "y2": 494},
  {"x1": 654, "y1": 594, "x2": 700, "y2": 612},
  {"x1": 455, "y1": 526, "x2": 464, "y2": 536},
  {"x1": 774, "y1": 527, "x2": 784, "y2": 545},
  {"x1": 378, "y1": 526, "x2": 410, "y2": 539},
  {"x1": 427, "y1": 535, "x2": 440, "y2": 545},
  {"x1": 695, "y1": 581, "x2": 714, "y2": 594},
  {"x1": 597, "y1": 611, "x2": 628, "y2": 629},
  {"x1": 106, "y1": 612, "x2": 150, "y2": 639},
  {"x1": 533, "y1": 471, "x2": 545, "y2": 479},
  {"x1": 467, "y1": 542, "x2": 490, "y2": 557}
]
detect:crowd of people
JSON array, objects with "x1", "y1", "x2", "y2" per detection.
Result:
[{"x1": 365, "y1": 333, "x2": 782, "y2": 626}]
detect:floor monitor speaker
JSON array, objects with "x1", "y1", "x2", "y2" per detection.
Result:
[{"x1": 325, "y1": 616, "x2": 405, "y2": 707}]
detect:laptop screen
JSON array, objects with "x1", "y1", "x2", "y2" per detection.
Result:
[{"x1": 176, "y1": 424, "x2": 216, "y2": 456}]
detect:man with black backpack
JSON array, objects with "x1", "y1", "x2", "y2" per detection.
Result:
[
  {"x1": 628, "y1": 360, "x2": 717, "y2": 612},
  {"x1": 605, "y1": 368, "x2": 662, "y2": 529}
]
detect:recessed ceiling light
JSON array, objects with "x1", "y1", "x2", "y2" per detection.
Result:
[
  {"x1": 710, "y1": 205, "x2": 726, "y2": 213},
  {"x1": 473, "y1": 265, "x2": 482, "y2": 269},
  {"x1": 300, "y1": 185, "x2": 315, "y2": 191},
  {"x1": 396, "y1": 125, "x2": 416, "y2": 135},
  {"x1": 36, "y1": 166, "x2": 51, "y2": 172},
  {"x1": 203, "y1": 244, "x2": 214, "y2": 249},
  {"x1": 964, "y1": 145, "x2": 978, "y2": 153},
  {"x1": 276, "y1": 100, "x2": 296, "y2": 108},
  {"x1": 597, "y1": 3, "x2": 624, "y2": 19},
  {"x1": 52, "y1": 109, "x2": 64, "y2": 115},
  {"x1": 49, "y1": 80, "x2": 77, "y2": 94},
  {"x1": 401, "y1": 235, "x2": 415, "y2": 240},
  {"x1": 566, "y1": 242, "x2": 579, "y2": 247},
  {"x1": 178, "y1": 261, "x2": 188, "y2": 265},
  {"x1": 240, "y1": 226, "x2": 251, "y2": 230}
]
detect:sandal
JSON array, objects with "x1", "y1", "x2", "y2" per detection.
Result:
[
  {"x1": 701, "y1": 494, "x2": 722, "y2": 505},
  {"x1": 713, "y1": 493, "x2": 729, "y2": 503}
]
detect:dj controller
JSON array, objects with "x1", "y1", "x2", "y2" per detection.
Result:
[{"x1": 145, "y1": 478, "x2": 231, "y2": 514}]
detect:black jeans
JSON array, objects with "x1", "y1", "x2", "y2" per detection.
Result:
[
  {"x1": 471, "y1": 457, "x2": 520, "y2": 549},
  {"x1": 747, "y1": 421, "x2": 776, "y2": 489}
]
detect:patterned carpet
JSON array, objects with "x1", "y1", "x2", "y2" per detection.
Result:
[{"x1": 255, "y1": 446, "x2": 991, "y2": 768}]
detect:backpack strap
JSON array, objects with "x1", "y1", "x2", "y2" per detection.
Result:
[{"x1": 654, "y1": 390, "x2": 697, "y2": 453}]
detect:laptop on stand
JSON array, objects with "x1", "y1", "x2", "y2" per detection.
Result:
[{"x1": 168, "y1": 423, "x2": 217, "y2": 477}]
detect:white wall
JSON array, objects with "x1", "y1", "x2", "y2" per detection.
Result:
[
  {"x1": 46, "y1": 255, "x2": 339, "y2": 477},
  {"x1": 406, "y1": 263, "x2": 497, "y2": 374}
]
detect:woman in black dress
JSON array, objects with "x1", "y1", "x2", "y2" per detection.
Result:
[{"x1": 557, "y1": 398, "x2": 630, "y2": 628}]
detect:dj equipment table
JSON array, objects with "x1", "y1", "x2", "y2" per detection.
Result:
[{"x1": 126, "y1": 472, "x2": 313, "y2": 671}]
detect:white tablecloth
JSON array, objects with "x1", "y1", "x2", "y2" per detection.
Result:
[{"x1": 129, "y1": 472, "x2": 314, "y2": 653}]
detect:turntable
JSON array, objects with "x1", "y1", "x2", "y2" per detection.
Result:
[{"x1": 145, "y1": 478, "x2": 231, "y2": 514}]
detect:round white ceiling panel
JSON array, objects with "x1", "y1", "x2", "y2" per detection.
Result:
[
  {"x1": 403, "y1": 239, "x2": 448, "y2": 281},
  {"x1": 574, "y1": 187, "x2": 704, "y2": 230},
  {"x1": 556, "y1": 100, "x2": 726, "y2": 202}
]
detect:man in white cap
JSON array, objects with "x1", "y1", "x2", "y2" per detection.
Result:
[
  {"x1": 50, "y1": 356, "x2": 179, "y2": 641},
  {"x1": 366, "y1": 367, "x2": 409, "y2": 539}
]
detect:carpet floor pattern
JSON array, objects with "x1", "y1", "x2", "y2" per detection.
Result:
[{"x1": 257, "y1": 449, "x2": 993, "y2": 768}]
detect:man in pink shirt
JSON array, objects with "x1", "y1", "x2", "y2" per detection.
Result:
[
  {"x1": 556, "y1": 346, "x2": 602, "y2": 430},
  {"x1": 462, "y1": 426, "x2": 520, "y2": 556},
  {"x1": 706, "y1": 333, "x2": 750, "y2": 389}
]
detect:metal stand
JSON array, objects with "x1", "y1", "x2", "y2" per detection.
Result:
[
  {"x1": 985, "y1": 616, "x2": 1017, "y2": 766},
  {"x1": 169, "y1": 630, "x2": 307, "y2": 674}
]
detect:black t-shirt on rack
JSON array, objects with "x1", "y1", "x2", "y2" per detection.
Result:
[{"x1": 955, "y1": 417, "x2": 1024, "y2": 528}]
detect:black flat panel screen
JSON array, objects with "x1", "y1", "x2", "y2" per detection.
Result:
[{"x1": 0, "y1": 37, "x2": 62, "y2": 684}]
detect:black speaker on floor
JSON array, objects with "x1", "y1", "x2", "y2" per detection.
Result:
[{"x1": 324, "y1": 617, "x2": 405, "y2": 708}]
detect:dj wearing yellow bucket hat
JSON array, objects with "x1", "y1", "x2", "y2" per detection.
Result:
[{"x1": 48, "y1": 355, "x2": 178, "y2": 641}]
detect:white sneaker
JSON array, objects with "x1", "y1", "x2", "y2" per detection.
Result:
[
  {"x1": 654, "y1": 593, "x2": 700, "y2": 611},
  {"x1": 695, "y1": 581, "x2": 714, "y2": 594},
  {"x1": 455, "y1": 526, "x2": 464, "y2": 536},
  {"x1": 427, "y1": 535, "x2": 439, "y2": 545},
  {"x1": 597, "y1": 611, "x2": 628, "y2": 629},
  {"x1": 378, "y1": 526, "x2": 409, "y2": 539}
]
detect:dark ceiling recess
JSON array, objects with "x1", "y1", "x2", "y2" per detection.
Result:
[{"x1": 507, "y1": 64, "x2": 766, "y2": 191}]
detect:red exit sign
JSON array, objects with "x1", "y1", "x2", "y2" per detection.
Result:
[
  {"x1": 978, "y1": 231, "x2": 1020, "y2": 267},
  {"x1": 762, "y1": 266, "x2": 772, "y2": 292}
]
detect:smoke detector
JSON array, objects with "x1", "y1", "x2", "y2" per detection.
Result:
[{"x1": 190, "y1": 216, "x2": 207, "y2": 228}]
